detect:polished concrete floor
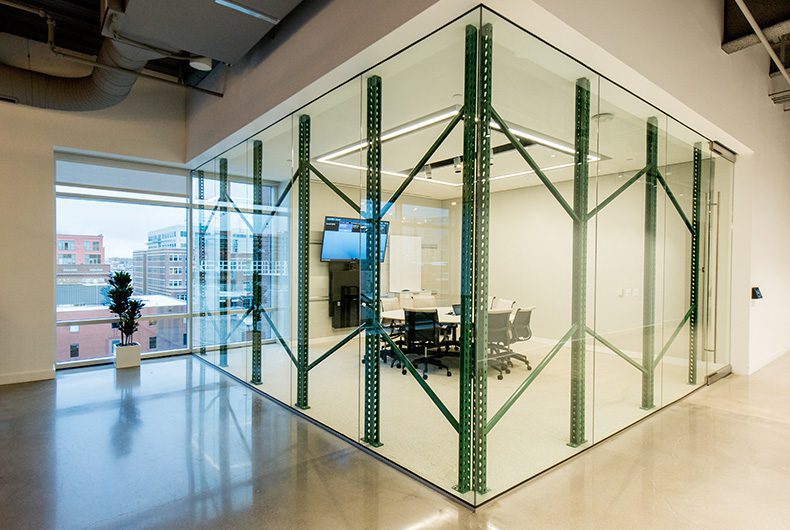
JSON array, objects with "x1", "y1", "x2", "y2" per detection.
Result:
[{"x1": 2, "y1": 354, "x2": 790, "y2": 529}]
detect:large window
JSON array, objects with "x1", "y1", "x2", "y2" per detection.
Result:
[{"x1": 55, "y1": 156, "x2": 190, "y2": 364}]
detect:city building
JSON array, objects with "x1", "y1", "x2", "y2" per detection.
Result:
[
  {"x1": 55, "y1": 233, "x2": 109, "y2": 285},
  {"x1": 2, "y1": 1, "x2": 790, "y2": 528}
]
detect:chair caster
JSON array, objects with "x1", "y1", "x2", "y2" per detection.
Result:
[
  {"x1": 527, "y1": 365, "x2": 532, "y2": 371},
  {"x1": 446, "y1": 370, "x2": 452, "y2": 377},
  {"x1": 497, "y1": 374, "x2": 503, "y2": 380},
  {"x1": 505, "y1": 368, "x2": 511, "y2": 374},
  {"x1": 396, "y1": 362, "x2": 402, "y2": 369},
  {"x1": 402, "y1": 369, "x2": 407, "y2": 375},
  {"x1": 422, "y1": 372, "x2": 428, "y2": 380}
]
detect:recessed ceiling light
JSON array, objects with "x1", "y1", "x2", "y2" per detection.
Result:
[{"x1": 591, "y1": 112, "x2": 615, "y2": 122}]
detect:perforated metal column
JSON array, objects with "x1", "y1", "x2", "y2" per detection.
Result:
[
  {"x1": 642, "y1": 117, "x2": 659, "y2": 409},
  {"x1": 688, "y1": 143, "x2": 702, "y2": 384},
  {"x1": 363, "y1": 75, "x2": 383, "y2": 447},
  {"x1": 472, "y1": 22, "x2": 493, "y2": 495},
  {"x1": 296, "y1": 116, "x2": 310, "y2": 410},
  {"x1": 197, "y1": 169, "x2": 207, "y2": 356},
  {"x1": 569, "y1": 77, "x2": 590, "y2": 447},
  {"x1": 456, "y1": 23, "x2": 477, "y2": 494},
  {"x1": 219, "y1": 158, "x2": 229, "y2": 368},
  {"x1": 251, "y1": 139, "x2": 263, "y2": 385}
]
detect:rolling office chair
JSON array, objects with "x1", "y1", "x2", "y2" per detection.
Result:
[
  {"x1": 487, "y1": 309, "x2": 514, "y2": 380},
  {"x1": 403, "y1": 309, "x2": 452, "y2": 379},
  {"x1": 503, "y1": 307, "x2": 534, "y2": 371},
  {"x1": 490, "y1": 297, "x2": 516, "y2": 311},
  {"x1": 410, "y1": 293, "x2": 437, "y2": 308}
]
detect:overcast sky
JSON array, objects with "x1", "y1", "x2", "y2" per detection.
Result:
[{"x1": 56, "y1": 198, "x2": 186, "y2": 258}]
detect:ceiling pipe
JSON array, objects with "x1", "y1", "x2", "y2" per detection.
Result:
[
  {"x1": 732, "y1": 0, "x2": 790, "y2": 91},
  {"x1": 0, "y1": 0, "x2": 222, "y2": 110}
]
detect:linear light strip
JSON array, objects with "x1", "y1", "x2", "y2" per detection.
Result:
[{"x1": 214, "y1": 0, "x2": 280, "y2": 24}]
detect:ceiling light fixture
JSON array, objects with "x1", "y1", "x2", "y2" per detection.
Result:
[
  {"x1": 314, "y1": 106, "x2": 602, "y2": 187},
  {"x1": 214, "y1": 0, "x2": 281, "y2": 24},
  {"x1": 189, "y1": 56, "x2": 213, "y2": 71}
]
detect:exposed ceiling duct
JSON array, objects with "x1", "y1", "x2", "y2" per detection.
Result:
[
  {"x1": 0, "y1": 0, "x2": 303, "y2": 111},
  {"x1": 0, "y1": 37, "x2": 161, "y2": 111}
]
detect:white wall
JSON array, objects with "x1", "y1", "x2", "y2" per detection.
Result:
[{"x1": 0, "y1": 78, "x2": 186, "y2": 384}]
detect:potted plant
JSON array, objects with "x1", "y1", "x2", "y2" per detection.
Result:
[{"x1": 107, "y1": 271, "x2": 145, "y2": 369}]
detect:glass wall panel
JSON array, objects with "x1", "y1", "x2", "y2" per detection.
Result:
[
  {"x1": 479, "y1": 8, "x2": 599, "y2": 499},
  {"x1": 190, "y1": 6, "x2": 732, "y2": 507}
]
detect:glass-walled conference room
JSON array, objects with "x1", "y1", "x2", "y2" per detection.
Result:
[{"x1": 190, "y1": 7, "x2": 734, "y2": 506}]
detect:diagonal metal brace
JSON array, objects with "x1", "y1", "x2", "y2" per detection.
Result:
[
  {"x1": 308, "y1": 325, "x2": 364, "y2": 371},
  {"x1": 491, "y1": 107, "x2": 579, "y2": 222},
  {"x1": 380, "y1": 326, "x2": 460, "y2": 433},
  {"x1": 486, "y1": 325, "x2": 576, "y2": 434},
  {"x1": 260, "y1": 307, "x2": 297, "y2": 367},
  {"x1": 308, "y1": 163, "x2": 362, "y2": 215},
  {"x1": 653, "y1": 305, "x2": 695, "y2": 370},
  {"x1": 656, "y1": 171, "x2": 694, "y2": 234},
  {"x1": 585, "y1": 326, "x2": 647, "y2": 374},
  {"x1": 587, "y1": 166, "x2": 647, "y2": 219}
]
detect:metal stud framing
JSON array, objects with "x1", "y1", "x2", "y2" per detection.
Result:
[
  {"x1": 219, "y1": 157, "x2": 229, "y2": 367},
  {"x1": 251, "y1": 139, "x2": 264, "y2": 385},
  {"x1": 642, "y1": 117, "x2": 659, "y2": 409},
  {"x1": 296, "y1": 115, "x2": 310, "y2": 410},
  {"x1": 569, "y1": 77, "x2": 590, "y2": 447},
  {"x1": 456, "y1": 23, "x2": 477, "y2": 494},
  {"x1": 363, "y1": 75, "x2": 383, "y2": 447},
  {"x1": 472, "y1": 22, "x2": 493, "y2": 495},
  {"x1": 688, "y1": 143, "x2": 702, "y2": 384},
  {"x1": 197, "y1": 169, "x2": 207, "y2": 356}
]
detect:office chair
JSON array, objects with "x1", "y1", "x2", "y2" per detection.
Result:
[
  {"x1": 403, "y1": 309, "x2": 452, "y2": 379},
  {"x1": 410, "y1": 293, "x2": 437, "y2": 308},
  {"x1": 491, "y1": 297, "x2": 516, "y2": 311},
  {"x1": 506, "y1": 306, "x2": 534, "y2": 370},
  {"x1": 487, "y1": 309, "x2": 514, "y2": 380}
]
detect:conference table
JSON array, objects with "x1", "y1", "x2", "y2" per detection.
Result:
[{"x1": 380, "y1": 306, "x2": 461, "y2": 325}]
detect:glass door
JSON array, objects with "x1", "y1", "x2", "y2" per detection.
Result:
[{"x1": 702, "y1": 147, "x2": 734, "y2": 381}]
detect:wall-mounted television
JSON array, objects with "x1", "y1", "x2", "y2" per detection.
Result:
[{"x1": 320, "y1": 216, "x2": 390, "y2": 262}]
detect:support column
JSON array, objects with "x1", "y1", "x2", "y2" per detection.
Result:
[
  {"x1": 296, "y1": 115, "x2": 310, "y2": 409},
  {"x1": 688, "y1": 143, "x2": 702, "y2": 384},
  {"x1": 569, "y1": 77, "x2": 590, "y2": 447},
  {"x1": 642, "y1": 117, "x2": 659, "y2": 409},
  {"x1": 197, "y1": 170, "x2": 207, "y2": 356},
  {"x1": 456, "y1": 23, "x2": 477, "y2": 494},
  {"x1": 219, "y1": 158, "x2": 229, "y2": 367},
  {"x1": 363, "y1": 75, "x2": 383, "y2": 447},
  {"x1": 472, "y1": 22, "x2": 493, "y2": 495},
  {"x1": 251, "y1": 139, "x2": 263, "y2": 385}
]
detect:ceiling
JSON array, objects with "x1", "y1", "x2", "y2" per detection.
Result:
[{"x1": 0, "y1": 0, "x2": 302, "y2": 85}]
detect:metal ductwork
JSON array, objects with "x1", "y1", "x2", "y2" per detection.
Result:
[{"x1": 0, "y1": 38, "x2": 161, "y2": 111}]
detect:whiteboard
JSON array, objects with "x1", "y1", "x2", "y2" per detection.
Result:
[{"x1": 389, "y1": 235, "x2": 422, "y2": 292}]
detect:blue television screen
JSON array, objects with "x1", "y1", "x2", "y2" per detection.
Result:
[{"x1": 321, "y1": 216, "x2": 390, "y2": 262}]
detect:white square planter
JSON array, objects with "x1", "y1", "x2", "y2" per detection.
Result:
[{"x1": 114, "y1": 343, "x2": 141, "y2": 369}]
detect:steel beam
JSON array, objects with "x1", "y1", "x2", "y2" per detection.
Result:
[
  {"x1": 219, "y1": 157, "x2": 229, "y2": 368},
  {"x1": 688, "y1": 143, "x2": 702, "y2": 384},
  {"x1": 197, "y1": 169, "x2": 207, "y2": 356},
  {"x1": 456, "y1": 23, "x2": 477, "y2": 495},
  {"x1": 472, "y1": 22, "x2": 493, "y2": 495},
  {"x1": 251, "y1": 139, "x2": 263, "y2": 385},
  {"x1": 363, "y1": 75, "x2": 383, "y2": 447},
  {"x1": 642, "y1": 117, "x2": 659, "y2": 409},
  {"x1": 569, "y1": 77, "x2": 590, "y2": 447},
  {"x1": 296, "y1": 115, "x2": 310, "y2": 410}
]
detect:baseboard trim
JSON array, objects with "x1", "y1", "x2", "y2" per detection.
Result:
[{"x1": 0, "y1": 368, "x2": 55, "y2": 386}]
